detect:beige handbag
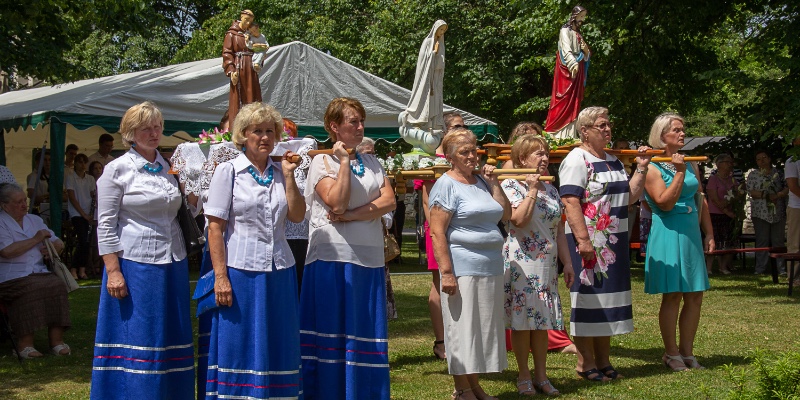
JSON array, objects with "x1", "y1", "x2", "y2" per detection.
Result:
[
  {"x1": 383, "y1": 226, "x2": 401, "y2": 263},
  {"x1": 45, "y1": 240, "x2": 79, "y2": 293}
]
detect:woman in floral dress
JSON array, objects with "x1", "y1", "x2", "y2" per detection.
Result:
[
  {"x1": 559, "y1": 107, "x2": 651, "y2": 382},
  {"x1": 502, "y1": 134, "x2": 573, "y2": 396},
  {"x1": 746, "y1": 150, "x2": 789, "y2": 275}
]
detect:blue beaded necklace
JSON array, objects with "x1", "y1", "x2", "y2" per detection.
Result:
[
  {"x1": 142, "y1": 162, "x2": 163, "y2": 174},
  {"x1": 247, "y1": 165, "x2": 273, "y2": 186},
  {"x1": 350, "y1": 152, "x2": 365, "y2": 177}
]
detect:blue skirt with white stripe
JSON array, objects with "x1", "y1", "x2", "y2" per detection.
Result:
[
  {"x1": 197, "y1": 248, "x2": 212, "y2": 400},
  {"x1": 205, "y1": 266, "x2": 302, "y2": 399},
  {"x1": 299, "y1": 260, "x2": 389, "y2": 400},
  {"x1": 90, "y1": 258, "x2": 194, "y2": 400}
]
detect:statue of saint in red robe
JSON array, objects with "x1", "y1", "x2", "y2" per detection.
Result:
[{"x1": 545, "y1": 6, "x2": 590, "y2": 139}]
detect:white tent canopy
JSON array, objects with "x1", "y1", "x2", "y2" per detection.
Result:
[
  {"x1": 0, "y1": 41, "x2": 497, "y2": 233},
  {"x1": 0, "y1": 40, "x2": 497, "y2": 141}
]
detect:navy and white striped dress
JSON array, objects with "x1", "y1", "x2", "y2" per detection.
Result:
[{"x1": 559, "y1": 148, "x2": 633, "y2": 337}]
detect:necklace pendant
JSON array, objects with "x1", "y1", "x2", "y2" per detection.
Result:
[{"x1": 142, "y1": 162, "x2": 163, "y2": 174}]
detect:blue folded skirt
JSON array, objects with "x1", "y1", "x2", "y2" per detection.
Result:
[
  {"x1": 299, "y1": 260, "x2": 389, "y2": 400},
  {"x1": 204, "y1": 266, "x2": 302, "y2": 399},
  {"x1": 90, "y1": 258, "x2": 194, "y2": 400}
]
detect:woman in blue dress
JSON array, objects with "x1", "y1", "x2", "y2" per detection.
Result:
[
  {"x1": 643, "y1": 113, "x2": 714, "y2": 371},
  {"x1": 559, "y1": 106, "x2": 651, "y2": 382}
]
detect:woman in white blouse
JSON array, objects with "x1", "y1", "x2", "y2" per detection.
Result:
[
  {"x1": 202, "y1": 103, "x2": 305, "y2": 399},
  {"x1": 300, "y1": 98, "x2": 396, "y2": 400},
  {"x1": 90, "y1": 102, "x2": 194, "y2": 400}
]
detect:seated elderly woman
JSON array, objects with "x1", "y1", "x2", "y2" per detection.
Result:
[{"x1": 0, "y1": 183, "x2": 70, "y2": 359}]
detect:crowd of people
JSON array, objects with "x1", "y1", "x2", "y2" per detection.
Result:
[{"x1": 1, "y1": 99, "x2": 799, "y2": 400}]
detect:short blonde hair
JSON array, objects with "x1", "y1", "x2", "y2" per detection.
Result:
[
  {"x1": 119, "y1": 101, "x2": 163, "y2": 146},
  {"x1": 356, "y1": 137, "x2": 376, "y2": 154},
  {"x1": 231, "y1": 103, "x2": 284, "y2": 147},
  {"x1": 648, "y1": 112, "x2": 684, "y2": 149},
  {"x1": 441, "y1": 128, "x2": 476, "y2": 158},
  {"x1": 324, "y1": 97, "x2": 366, "y2": 141},
  {"x1": 576, "y1": 106, "x2": 608, "y2": 142},
  {"x1": 511, "y1": 134, "x2": 549, "y2": 168}
]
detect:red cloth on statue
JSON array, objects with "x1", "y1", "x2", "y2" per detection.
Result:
[{"x1": 544, "y1": 47, "x2": 587, "y2": 133}]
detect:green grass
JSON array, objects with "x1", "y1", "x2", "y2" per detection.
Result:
[{"x1": 1, "y1": 248, "x2": 798, "y2": 399}]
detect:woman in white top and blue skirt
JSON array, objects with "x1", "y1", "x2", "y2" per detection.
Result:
[
  {"x1": 91, "y1": 101, "x2": 194, "y2": 399},
  {"x1": 202, "y1": 103, "x2": 305, "y2": 399},
  {"x1": 300, "y1": 98, "x2": 396, "y2": 400}
]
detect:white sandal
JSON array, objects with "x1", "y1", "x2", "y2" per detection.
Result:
[
  {"x1": 682, "y1": 355, "x2": 705, "y2": 370},
  {"x1": 13, "y1": 346, "x2": 43, "y2": 359},
  {"x1": 51, "y1": 343, "x2": 71, "y2": 356}
]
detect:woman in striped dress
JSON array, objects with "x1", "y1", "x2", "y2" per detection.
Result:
[{"x1": 558, "y1": 106, "x2": 651, "y2": 382}]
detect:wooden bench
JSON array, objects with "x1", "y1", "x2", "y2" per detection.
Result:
[
  {"x1": 706, "y1": 246, "x2": 787, "y2": 285},
  {"x1": 770, "y1": 252, "x2": 800, "y2": 297}
]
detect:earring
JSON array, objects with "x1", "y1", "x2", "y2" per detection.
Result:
[
  {"x1": 241, "y1": 146, "x2": 246, "y2": 153},
  {"x1": 131, "y1": 142, "x2": 136, "y2": 148}
]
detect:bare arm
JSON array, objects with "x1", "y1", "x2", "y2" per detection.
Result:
[
  {"x1": 102, "y1": 252, "x2": 128, "y2": 299},
  {"x1": 282, "y1": 152, "x2": 306, "y2": 223},
  {"x1": 421, "y1": 181, "x2": 434, "y2": 222},
  {"x1": 429, "y1": 205, "x2": 457, "y2": 294},
  {"x1": 556, "y1": 221, "x2": 574, "y2": 287},
  {"x1": 509, "y1": 176, "x2": 542, "y2": 228},
  {"x1": 207, "y1": 216, "x2": 232, "y2": 307},
  {"x1": 628, "y1": 149, "x2": 652, "y2": 205},
  {"x1": 644, "y1": 157, "x2": 686, "y2": 212},
  {"x1": 314, "y1": 144, "x2": 352, "y2": 214},
  {"x1": 332, "y1": 177, "x2": 396, "y2": 222},
  {"x1": 562, "y1": 195, "x2": 595, "y2": 262},
  {"x1": 0, "y1": 229, "x2": 51, "y2": 258}
]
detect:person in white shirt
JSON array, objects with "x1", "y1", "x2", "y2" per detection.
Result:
[
  {"x1": 65, "y1": 153, "x2": 95, "y2": 280},
  {"x1": 784, "y1": 137, "x2": 800, "y2": 286},
  {"x1": 202, "y1": 102, "x2": 305, "y2": 399},
  {"x1": 0, "y1": 183, "x2": 70, "y2": 359},
  {"x1": 300, "y1": 98, "x2": 396, "y2": 400},
  {"x1": 87, "y1": 134, "x2": 116, "y2": 166},
  {"x1": 90, "y1": 101, "x2": 193, "y2": 399}
]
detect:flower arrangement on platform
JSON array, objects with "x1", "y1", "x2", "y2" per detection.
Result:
[
  {"x1": 542, "y1": 131, "x2": 579, "y2": 150},
  {"x1": 378, "y1": 154, "x2": 449, "y2": 173},
  {"x1": 197, "y1": 127, "x2": 231, "y2": 144}
]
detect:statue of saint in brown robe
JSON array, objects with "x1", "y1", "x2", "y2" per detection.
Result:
[{"x1": 222, "y1": 10, "x2": 262, "y2": 125}]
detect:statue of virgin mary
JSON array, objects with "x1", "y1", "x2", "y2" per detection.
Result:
[{"x1": 399, "y1": 20, "x2": 447, "y2": 155}]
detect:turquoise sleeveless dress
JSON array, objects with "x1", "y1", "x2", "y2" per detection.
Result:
[{"x1": 644, "y1": 163, "x2": 710, "y2": 294}]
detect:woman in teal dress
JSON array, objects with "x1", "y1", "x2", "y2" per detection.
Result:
[{"x1": 644, "y1": 113, "x2": 714, "y2": 372}]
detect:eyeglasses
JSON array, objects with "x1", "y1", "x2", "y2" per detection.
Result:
[{"x1": 591, "y1": 122, "x2": 613, "y2": 130}]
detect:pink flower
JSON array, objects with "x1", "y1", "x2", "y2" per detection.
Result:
[
  {"x1": 608, "y1": 234, "x2": 618, "y2": 244},
  {"x1": 599, "y1": 201, "x2": 611, "y2": 215},
  {"x1": 580, "y1": 269, "x2": 593, "y2": 286},
  {"x1": 582, "y1": 202, "x2": 597, "y2": 218},
  {"x1": 583, "y1": 256, "x2": 597, "y2": 270},
  {"x1": 601, "y1": 247, "x2": 616, "y2": 266},
  {"x1": 596, "y1": 213, "x2": 611, "y2": 231}
]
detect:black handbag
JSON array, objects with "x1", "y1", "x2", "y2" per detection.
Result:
[{"x1": 172, "y1": 174, "x2": 205, "y2": 256}]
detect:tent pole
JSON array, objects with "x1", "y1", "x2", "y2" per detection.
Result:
[{"x1": 49, "y1": 119, "x2": 66, "y2": 236}]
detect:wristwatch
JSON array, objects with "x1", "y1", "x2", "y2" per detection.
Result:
[{"x1": 635, "y1": 166, "x2": 648, "y2": 174}]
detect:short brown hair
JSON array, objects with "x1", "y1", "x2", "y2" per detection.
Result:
[
  {"x1": 119, "y1": 101, "x2": 163, "y2": 146},
  {"x1": 441, "y1": 128, "x2": 476, "y2": 158},
  {"x1": 324, "y1": 97, "x2": 366, "y2": 141},
  {"x1": 508, "y1": 121, "x2": 543, "y2": 144},
  {"x1": 231, "y1": 102, "x2": 284, "y2": 147},
  {"x1": 511, "y1": 134, "x2": 549, "y2": 168},
  {"x1": 282, "y1": 118, "x2": 297, "y2": 140}
]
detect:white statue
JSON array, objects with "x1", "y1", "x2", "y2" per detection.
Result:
[{"x1": 399, "y1": 20, "x2": 447, "y2": 155}]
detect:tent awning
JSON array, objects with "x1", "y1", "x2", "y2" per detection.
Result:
[{"x1": 0, "y1": 41, "x2": 498, "y2": 141}]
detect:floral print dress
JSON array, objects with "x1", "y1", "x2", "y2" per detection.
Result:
[{"x1": 502, "y1": 179, "x2": 565, "y2": 330}]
